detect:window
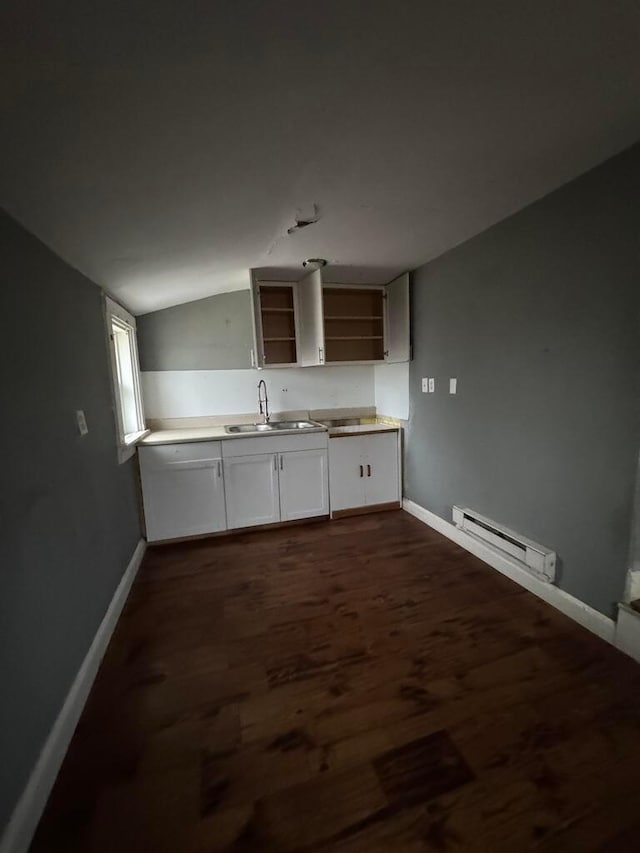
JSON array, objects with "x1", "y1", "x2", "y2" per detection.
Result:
[{"x1": 105, "y1": 296, "x2": 147, "y2": 461}]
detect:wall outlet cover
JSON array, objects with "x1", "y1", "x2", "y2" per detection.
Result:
[
  {"x1": 421, "y1": 378, "x2": 429, "y2": 393},
  {"x1": 76, "y1": 410, "x2": 88, "y2": 436},
  {"x1": 428, "y1": 378, "x2": 435, "y2": 393},
  {"x1": 449, "y1": 378, "x2": 457, "y2": 394}
]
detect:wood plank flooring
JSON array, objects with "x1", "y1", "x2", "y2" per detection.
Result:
[{"x1": 30, "y1": 510, "x2": 640, "y2": 851}]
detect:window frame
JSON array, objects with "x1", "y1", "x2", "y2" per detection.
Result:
[{"x1": 104, "y1": 295, "x2": 148, "y2": 463}]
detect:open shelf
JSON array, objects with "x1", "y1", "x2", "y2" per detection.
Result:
[
  {"x1": 322, "y1": 287, "x2": 385, "y2": 362},
  {"x1": 322, "y1": 287, "x2": 384, "y2": 318},
  {"x1": 259, "y1": 285, "x2": 297, "y2": 364},
  {"x1": 324, "y1": 315, "x2": 383, "y2": 321},
  {"x1": 325, "y1": 338, "x2": 384, "y2": 362}
]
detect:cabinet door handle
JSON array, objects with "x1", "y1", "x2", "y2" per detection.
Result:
[
  {"x1": 367, "y1": 464, "x2": 371, "y2": 477},
  {"x1": 217, "y1": 460, "x2": 222, "y2": 478},
  {"x1": 359, "y1": 464, "x2": 363, "y2": 477},
  {"x1": 319, "y1": 347, "x2": 324, "y2": 364},
  {"x1": 274, "y1": 455, "x2": 278, "y2": 470},
  {"x1": 280, "y1": 455, "x2": 284, "y2": 470}
]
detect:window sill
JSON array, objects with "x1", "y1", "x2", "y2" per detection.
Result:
[{"x1": 118, "y1": 429, "x2": 150, "y2": 464}]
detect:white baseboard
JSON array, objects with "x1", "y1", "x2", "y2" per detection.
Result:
[
  {"x1": 402, "y1": 499, "x2": 615, "y2": 644},
  {"x1": 615, "y1": 604, "x2": 640, "y2": 662},
  {"x1": 0, "y1": 538, "x2": 146, "y2": 853}
]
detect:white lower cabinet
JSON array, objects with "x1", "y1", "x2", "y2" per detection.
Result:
[
  {"x1": 329, "y1": 431, "x2": 400, "y2": 513},
  {"x1": 225, "y1": 448, "x2": 329, "y2": 528},
  {"x1": 222, "y1": 432, "x2": 330, "y2": 530},
  {"x1": 224, "y1": 453, "x2": 280, "y2": 529},
  {"x1": 139, "y1": 432, "x2": 331, "y2": 540},
  {"x1": 279, "y1": 448, "x2": 329, "y2": 521},
  {"x1": 139, "y1": 441, "x2": 227, "y2": 542}
]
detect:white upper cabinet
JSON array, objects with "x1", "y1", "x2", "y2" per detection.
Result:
[
  {"x1": 322, "y1": 285, "x2": 385, "y2": 363},
  {"x1": 251, "y1": 274, "x2": 300, "y2": 368},
  {"x1": 251, "y1": 268, "x2": 410, "y2": 367},
  {"x1": 296, "y1": 268, "x2": 325, "y2": 366},
  {"x1": 384, "y1": 273, "x2": 410, "y2": 363}
]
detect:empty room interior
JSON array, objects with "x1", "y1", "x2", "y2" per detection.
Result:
[{"x1": 2, "y1": 2, "x2": 640, "y2": 851}]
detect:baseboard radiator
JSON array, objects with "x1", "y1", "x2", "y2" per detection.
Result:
[{"x1": 452, "y1": 506, "x2": 556, "y2": 583}]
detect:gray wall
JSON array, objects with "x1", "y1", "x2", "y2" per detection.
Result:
[
  {"x1": 630, "y1": 453, "x2": 640, "y2": 573},
  {"x1": 138, "y1": 289, "x2": 253, "y2": 370},
  {"x1": 0, "y1": 211, "x2": 141, "y2": 830},
  {"x1": 406, "y1": 143, "x2": 640, "y2": 617}
]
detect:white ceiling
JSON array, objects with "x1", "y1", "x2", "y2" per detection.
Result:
[{"x1": 2, "y1": 1, "x2": 640, "y2": 314}]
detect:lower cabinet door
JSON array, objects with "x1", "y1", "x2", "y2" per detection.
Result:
[
  {"x1": 142, "y1": 458, "x2": 227, "y2": 542},
  {"x1": 278, "y1": 448, "x2": 329, "y2": 521},
  {"x1": 364, "y1": 432, "x2": 399, "y2": 505},
  {"x1": 328, "y1": 436, "x2": 366, "y2": 512},
  {"x1": 224, "y1": 453, "x2": 280, "y2": 529}
]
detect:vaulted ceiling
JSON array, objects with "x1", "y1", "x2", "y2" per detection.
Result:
[{"x1": 2, "y1": 1, "x2": 640, "y2": 313}]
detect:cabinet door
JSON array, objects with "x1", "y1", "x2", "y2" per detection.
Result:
[
  {"x1": 279, "y1": 449, "x2": 329, "y2": 521},
  {"x1": 384, "y1": 272, "x2": 410, "y2": 363},
  {"x1": 297, "y1": 268, "x2": 325, "y2": 366},
  {"x1": 224, "y1": 454, "x2": 280, "y2": 529},
  {"x1": 141, "y1": 458, "x2": 226, "y2": 542},
  {"x1": 363, "y1": 433, "x2": 400, "y2": 505},
  {"x1": 328, "y1": 436, "x2": 366, "y2": 511},
  {"x1": 250, "y1": 269, "x2": 265, "y2": 368}
]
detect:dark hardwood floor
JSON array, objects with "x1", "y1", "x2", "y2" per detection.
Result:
[{"x1": 31, "y1": 510, "x2": 640, "y2": 851}]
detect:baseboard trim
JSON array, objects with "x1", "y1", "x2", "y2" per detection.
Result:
[
  {"x1": 615, "y1": 604, "x2": 640, "y2": 662},
  {"x1": 331, "y1": 501, "x2": 401, "y2": 520},
  {"x1": 402, "y1": 499, "x2": 615, "y2": 644},
  {"x1": 0, "y1": 538, "x2": 146, "y2": 853}
]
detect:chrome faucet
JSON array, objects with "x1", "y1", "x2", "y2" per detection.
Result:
[{"x1": 257, "y1": 379, "x2": 270, "y2": 424}]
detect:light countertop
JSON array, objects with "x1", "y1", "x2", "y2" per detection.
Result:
[
  {"x1": 141, "y1": 422, "x2": 327, "y2": 446},
  {"x1": 328, "y1": 424, "x2": 400, "y2": 437},
  {"x1": 140, "y1": 426, "x2": 231, "y2": 445},
  {"x1": 140, "y1": 421, "x2": 399, "y2": 446}
]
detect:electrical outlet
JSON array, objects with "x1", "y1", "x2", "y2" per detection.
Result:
[
  {"x1": 422, "y1": 378, "x2": 429, "y2": 393},
  {"x1": 76, "y1": 410, "x2": 88, "y2": 436},
  {"x1": 428, "y1": 377, "x2": 435, "y2": 393},
  {"x1": 449, "y1": 378, "x2": 457, "y2": 394}
]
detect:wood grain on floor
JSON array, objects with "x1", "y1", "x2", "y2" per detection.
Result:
[{"x1": 30, "y1": 510, "x2": 640, "y2": 851}]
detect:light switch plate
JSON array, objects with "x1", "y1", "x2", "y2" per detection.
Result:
[
  {"x1": 76, "y1": 409, "x2": 88, "y2": 436},
  {"x1": 422, "y1": 378, "x2": 429, "y2": 393},
  {"x1": 428, "y1": 378, "x2": 435, "y2": 393},
  {"x1": 449, "y1": 378, "x2": 457, "y2": 394}
]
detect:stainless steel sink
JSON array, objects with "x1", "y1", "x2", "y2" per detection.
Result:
[
  {"x1": 225, "y1": 423, "x2": 274, "y2": 433},
  {"x1": 224, "y1": 420, "x2": 320, "y2": 434}
]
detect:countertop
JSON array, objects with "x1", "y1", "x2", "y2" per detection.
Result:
[
  {"x1": 140, "y1": 425, "x2": 231, "y2": 445},
  {"x1": 328, "y1": 424, "x2": 400, "y2": 437},
  {"x1": 140, "y1": 421, "x2": 399, "y2": 446}
]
